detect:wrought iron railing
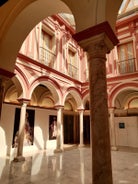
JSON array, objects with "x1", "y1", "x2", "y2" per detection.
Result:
[
  {"x1": 117, "y1": 58, "x2": 136, "y2": 74},
  {"x1": 39, "y1": 47, "x2": 56, "y2": 67},
  {"x1": 67, "y1": 63, "x2": 78, "y2": 79}
]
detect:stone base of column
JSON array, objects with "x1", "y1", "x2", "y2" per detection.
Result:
[
  {"x1": 13, "y1": 156, "x2": 25, "y2": 162},
  {"x1": 54, "y1": 148, "x2": 64, "y2": 153},
  {"x1": 78, "y1": 144, "x2": 85, "y2": 148},
  {"x1": 111, "y1": 146, "x2": 118, "y2": 151}
]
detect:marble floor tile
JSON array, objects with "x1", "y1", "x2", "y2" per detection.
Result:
[{"x1": 0, "y1": 147, "x2": 138, "y2": 184}]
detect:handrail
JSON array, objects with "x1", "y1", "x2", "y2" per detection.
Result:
[
  {"x1": 67, "y1": 63, "x2": 78, "y2": 79},
  {"x1": 39, "y1": 47, "x2": 56, "y2": 67},
  {"x1": 117, "y1": 58, "x2": 136, "y2": 74}
]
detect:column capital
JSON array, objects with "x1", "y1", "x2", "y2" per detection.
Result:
[
  {"x1": 77, "y1": 33, "x2": 114, "y2": 59},
  {"x1": 54, "y1": 105, "x2": 64, "y2": 110},
  {"x1": 73, "y1": 21, "x2": 118, "y2": 57},
  {"x1": 17, "y1": 98, "x2": 30, "y2": 105},
  {"x1": 109, "y1": 107, "x2": 115, "y2": 114},
  {"x1": 77, "y1": 108, "x2": 84, "y2": 113}
]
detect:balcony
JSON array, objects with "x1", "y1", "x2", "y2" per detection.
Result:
[
  {"x1": 67, "y1": 63, "x2": 78, "y2": 79},
  {"x1": 40, "y1": 47, "x2": 56, "y2": 68},
  {"x1": 117, "y1": 58, "x2": 136, "y2": 74}
]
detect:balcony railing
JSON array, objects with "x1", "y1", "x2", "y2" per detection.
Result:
[
  {"x1": 67, "y1": 63, "x2": 78, "y2": 79},
  {"x1": 117, "y1": 58, "x2": 136, "y2": 74},
  {"x1": 39, "y1": 47, "x2": 56, "y2": 67}
]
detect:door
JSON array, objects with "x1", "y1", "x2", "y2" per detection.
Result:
[{"x1": 83, "y1": 116, "x2": 90, "y2": 144}]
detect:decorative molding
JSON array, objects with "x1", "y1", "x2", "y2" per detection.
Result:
[
  {"x1": 107, "y1": 72, "x2": 138, "y2": 82},
  {"x1": 73, "y1": 21, "x2": 118, "y2": 46},
  {"x1": 17, "y1": 98, "x2": 30, "y2": 105},
  {"x1": 54, "y1": 105, "x2": 64, "y2": 109},
  {"x1": 52, "y1": 15, "x2": 75, "y2": 35},
  {"x1": 17, "y1": 53, "x2": 82, "y2": 85}
]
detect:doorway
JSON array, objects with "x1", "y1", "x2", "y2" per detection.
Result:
[
  {"x1": 83, "y1": 115, "x2": 90, "y2": 145},
  {"x1": 63, "y1": 114, "x2": 79, "y2": 144}
]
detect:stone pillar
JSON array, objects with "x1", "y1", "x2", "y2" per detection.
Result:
[
  {"x1": 88, "y1": 37, "x2": 113, "y2": 184},
  {"x1": 73, "y1": 22, "x2": 118, "y2": 184},
  {"x1": 13, "y1": 99, "x2": 29, "y2": 162},
  {"x1": 54, "y1": 106, "x2": 64, "y2": 153},
  {"x1": 78, "y1": 109, "x2": 84, "y2": 147},
  {"x1": 109, "y1": 108, "x2": 118, "y2": 151}
]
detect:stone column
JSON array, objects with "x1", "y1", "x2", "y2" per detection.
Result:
[
  {"x1": 54, "y1": 106, "x2": 64, "y2": 153},
  {"x1": 73, "y1": 22, "x2": 118, "y2": 184},
  {"x1": 13, "y1": 99, "x2": 29, "y2": 162},
  {"x1": 109, "y1": 108, "x2": 118, "y2": 151},
  {"x1": 87, "y1": 37, "x2": 113, "y2": 184},
  {"x1": 78, "y1": 109, "x2": 84, "y2": 147}
]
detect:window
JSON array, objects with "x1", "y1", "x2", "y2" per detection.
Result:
[
  {"x1": 40, "y1": 29, "x2": 56, "y2": 67},
  {"x1": 67, "y1": 49, "x2": 78, "y2": 79},
  {"x1": 117, "y1": 42, "x2": 136, "y2": 74}
]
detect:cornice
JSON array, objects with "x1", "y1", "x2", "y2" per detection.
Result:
[
  {"x1": 107, "y1": 72, "x2": 138, "y2": 83},
  {"x1": 116, "y1": 13, "x2": 138, "y2": 28},
  {"x1": 17, "y1": 53, "x2": 82, "y2": 85},
  {"x1": 117, "y1": 7, "x2": 138, "y2": 20},
  {"x1": 52, "y1": 14, "x2": 75, "y2": 35}
]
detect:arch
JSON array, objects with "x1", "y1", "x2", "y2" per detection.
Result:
[
  {"x1": 62, "y1": 0, "x2": 123, "y2": 32},
  {"x1": 0, "y1": 0, "x2": 72, "y2": 72},
  {"x1": 39, "y1": 96, "x2": 54, "y2": 108},
  {"x1": 83, "y1": 93, "x2": 90, "y2": 110},
  {"x1": 63, "y1": 87, "x2": 83, "y2": 109},
  {"x1": 128, "y1": 97, "x2": 138, "y2": 108},
  {"x1": 0, "y1": 0, "x2": 123, "y2": 74},
  {"x1": 83, "y1": 93, "x2": 89, "y2": 105},
  {"x1": 28, "y1": 77, "x2": 62, "y2": 105},
  {"x1": 109, "y1": 82, "x2": 138, "y2": 107},
  {"x1": 4, "y1": 74, "x2": 25, "y2": 102},
  {"x1": 14, "y1": 66, "x2": 30, "y2": 98},
  {"x1": 4, "y1": 84, "x2": 18, "y2": 103}
]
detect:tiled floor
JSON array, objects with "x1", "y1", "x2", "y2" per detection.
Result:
[{"x1": 0, "y1": 147, "x2": 138, "y2": 184}]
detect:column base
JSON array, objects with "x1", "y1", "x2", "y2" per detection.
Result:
[
  {"x1": 54, "y1": 148, "x2": 64, "y2": 153},
  {"x1": 111, "y1": 146, "x2": 118, "y2": 151},
  {"x1": 78, "y1": 144, "x2": 85, "y2": 148},
  {"x1": 13, "y1": 156, "x2": 25, "y2": 162}
]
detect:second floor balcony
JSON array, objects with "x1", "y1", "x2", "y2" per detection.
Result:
[
  {"x1": 67, "y1": 63, "x2": 78, "y2": 79},
  {"x1": 40, "y1": 47, "x2": 56, "y2": 68},
  {"x1": 117, "y1": 58, "x2": 137, "y2": 74}
]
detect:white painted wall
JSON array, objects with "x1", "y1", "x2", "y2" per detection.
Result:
[
  {"x1": 0, "y1": 104, "x2": 57, "y2": 158},
  {"x1": 115, "y1": 116, "x2": 138, "y2": 148},
  {"x1": 0, "y1": 104, "x2": 15, "y2": 157}
]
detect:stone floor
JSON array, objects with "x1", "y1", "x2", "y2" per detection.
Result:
[{"x1": 0, "y1": 146, "x2": 138, "y2": 184}]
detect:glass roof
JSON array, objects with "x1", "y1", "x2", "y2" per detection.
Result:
[
  {"x1": 119, "y1": 0, "x2": 138, "y2": 14},
  {"x1": 58, "y1": 13, "x2": 75, "y2": 29}
]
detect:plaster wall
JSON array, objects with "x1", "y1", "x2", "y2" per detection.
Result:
[
  {"x1": 115, "y1": 116, "x2": 138, "y2": 147},
  {"x1": 0, "y1": 103, "x2": 57, "y2": 158},
  {"x1": 0, "y1": 104, "x2": 15, "y2": 157}
]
